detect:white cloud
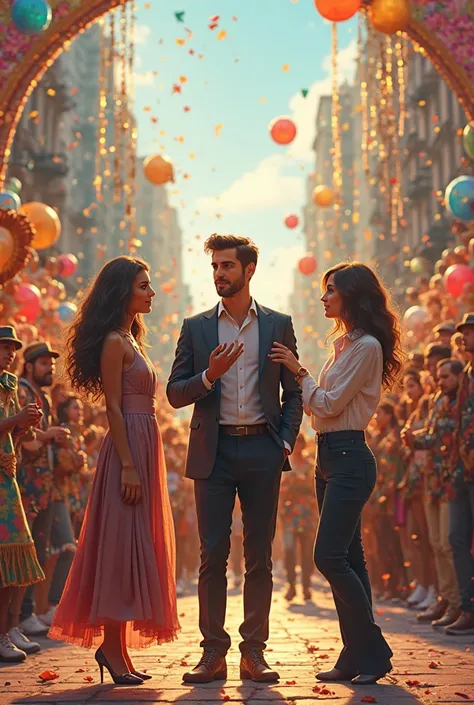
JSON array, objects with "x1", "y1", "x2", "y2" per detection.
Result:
[
  {"x1": 134, "y1": 71, "x2": 155, "y2": 86},
  {"x1": 196, "y1": 155, "x2": 304, "y2": 214},
  {"x1": 288, "y1": 39, "x2": 358, "y2": 160},
  {"x1": 133, "y1": 24, "x2": 151, "y2": 45}
]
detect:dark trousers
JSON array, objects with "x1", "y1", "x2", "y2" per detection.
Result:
[
  {"x1": 448, "y1": 477, "x2": 474, "y2": 613},
  {"x1": 194, "y1": 431, "x2": 284, "y2": 655},
  {"x1": 315, "y1": 431, "x2": 393, "y2": 675},
  {"x1": 284, "y1": 530, "x2": 314, "y2": 589},
  {"x1": 21, "y1": 501, "x2": 75, "y2": 619}
]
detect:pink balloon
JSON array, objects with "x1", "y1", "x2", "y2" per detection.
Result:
[
  {"x1": 58, "y1": 253, "x2": 78, "y2": 277},
  {"x1": 443, "y1": 264, "x2": 474, "y2": 299},
  {"x1": 14, "y1": 283, "x2": 41, "y2": 305},
  {"x1": 284, "y1": 214, "x2": 299, "y2": 229}
]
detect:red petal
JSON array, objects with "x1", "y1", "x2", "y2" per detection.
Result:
[
  {"x1": 361, "y1": 698, "x2": 377, "y2": 703},
  {"x1": 38, "y1": 670, "x2": 59, "y2": 681},
  {"x1": 83, "y1": 675, "x2": 94, "y2": 682}
]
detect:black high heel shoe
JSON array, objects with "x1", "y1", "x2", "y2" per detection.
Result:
[
  {"x1": 95, "y1": 647, "x2": 144, "y2": 685},
  {"x1": 131, "y1": 669, "x2": 152, "y2": 680}
]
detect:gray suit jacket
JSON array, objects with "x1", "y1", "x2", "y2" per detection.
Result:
[{"x1": 166, "y1": 302, "x2": 303, "y2": 480}]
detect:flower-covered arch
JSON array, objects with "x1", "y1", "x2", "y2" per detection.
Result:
[{"x1": 1, "y1": 0, "x2": 474, "y2": 185}]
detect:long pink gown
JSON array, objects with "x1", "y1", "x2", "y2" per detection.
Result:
[{"x1": 49, "y1": 350, "x2": 180, "y2": 648}]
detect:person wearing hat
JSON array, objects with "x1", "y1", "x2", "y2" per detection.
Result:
[
  {"x1": 445, "y1": 313, "x2": 474, "y2": 636},
  {"x1": 16, "y1": 341, "x2": 75, "y2": 640},
  {"x1": 433, "y1": 321, "x2": 456, "y2": 348},
  {"x1": 0, "y1": 326, "x2": 45, "y2": 662}
]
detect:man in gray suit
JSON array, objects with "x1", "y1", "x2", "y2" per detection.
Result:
[{"x1": 167, "y1": 234, "x2": 302, "y2": 684}]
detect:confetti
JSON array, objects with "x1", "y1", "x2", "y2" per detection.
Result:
[
  {"x1": 217, "y1": 30, "x2": 227, "y2": 40},
  {"x1": 174, "y1": 11, "x2": 185, "y2": 22}
]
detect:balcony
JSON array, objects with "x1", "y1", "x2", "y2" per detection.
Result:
[
  {"x1": 407, "y1": 166, "x2": 432, "y2": 201},
  {"x1": 33, "y1": 151, "x2": 69, "y2": 178},
  {"x1": 403, "y1": 130, "x2": 427, "y2": 155},
  {"x1": 409, "y1": 69, "x2": 440, "y2": 104}
]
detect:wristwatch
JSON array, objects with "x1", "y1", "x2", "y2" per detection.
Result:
[{"x1": 295, "y1": 367, "x2": 309, "y2": 382}]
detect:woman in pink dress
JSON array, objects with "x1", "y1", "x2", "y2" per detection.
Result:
[{"x1": 49, "y1": 256, "x2": 180, "y2": 685}]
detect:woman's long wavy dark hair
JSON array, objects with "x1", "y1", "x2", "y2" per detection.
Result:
[
  {"x1": 322, "y1": 262, "x2": 404, "y2": 389},
  {"x1": 66, "y1": 256, "x2": 150, "y2": 400}
]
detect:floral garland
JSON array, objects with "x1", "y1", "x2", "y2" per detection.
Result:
[{"x1": 0, "y1": 209, "x2": 35, "y2": 285}]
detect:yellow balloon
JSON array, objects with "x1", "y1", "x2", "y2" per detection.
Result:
[
  {"x1": 370, "y1": 0, "x2": 411, "y2": 34},
  {"x1": 143, "y1": 155, "x2": 174, "y2": 186},
  {"x1": 0, "y1": 226, "x2": 14, "y2": 270},
  {"x1": 19, "y1": 202, "x2": 61, "y2": 250},
  {"x1": 312, "y1": 185, "x2": 334, "y2": 207}
]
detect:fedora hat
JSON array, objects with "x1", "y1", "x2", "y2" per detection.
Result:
[
  {"x1": 23, "y1": 340, "x2": 59, "y2": 363},
  {"x1": 433, "y1": 320, "x2": 456, "y2": 335},
  {"x1": 456, "y1": 312, "x2": 474, "y2": 333},
  {"x1": 0, "y1": 325, "x2": 23, "y2": 350}
]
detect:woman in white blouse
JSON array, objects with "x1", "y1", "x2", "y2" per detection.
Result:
[{"x1": 270, "y1": 262, "x2": 403, "y2": 686}]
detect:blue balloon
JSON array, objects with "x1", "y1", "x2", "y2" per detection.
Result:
[
  {"x1": 58, "y1": 302, "x2": 77, "y2": 323},
  {"x1": 445, "y1": 175, "x2": 474, "y2": 222},
  {"x1": 0, "y1": 190, "x2": 21, "y2": 211},
  {"x1": 11, "y1": 0, "x2": 52, "y2": 35}
]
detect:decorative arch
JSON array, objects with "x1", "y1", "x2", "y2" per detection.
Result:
[{"x1": 0, "y1": 0, "x2": 474, "y2": 186}]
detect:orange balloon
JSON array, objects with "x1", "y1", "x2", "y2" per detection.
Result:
[
  {"x1": 143, "y1": 154, "x2": 174, "y2": 185},
  {"x1": 0, "y1": 226, "x2": 14, "y2": 270},
  {"x1": 269, "y1": 117, "x2": 297, "y2": 145},
  {"x1": 19, "y1": 202, "x2": 61, "y2": 250},
  {"x1": 312, "y1": 185, "x2": 334, "y2": 207},
  {"x1": 298, "y1": 254, "x2": 317, "y2": 276},
  {"x1": 314, "y1": 0, "x2": 361, "y2": 22},
  {"x1": 370, "y1": 0, "x2": 411, "y2": 34}
]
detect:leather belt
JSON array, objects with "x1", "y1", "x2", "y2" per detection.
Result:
[
  {"x1": 219, "y1": 424, "x2": 269, "y2": 437},
  {"x1": 317, "y1": 430, "x2": 365, "y2": 444}
]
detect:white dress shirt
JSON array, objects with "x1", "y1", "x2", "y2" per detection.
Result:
[
  {"x1": 202, "y1": 299, "x2": 291, "y2": 451},
  {"x1": 301, "y1": 330, "x2": 383, "y2": 433}
]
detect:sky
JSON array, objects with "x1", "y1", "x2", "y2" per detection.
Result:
[{"x1": 130, "y1": 0, "x2": 359, "y2": 312}]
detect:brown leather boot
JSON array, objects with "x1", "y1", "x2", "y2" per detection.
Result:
[
  {"x1": 444, "y1": 611, "x2": 474, "y2": 635},
  {"x1": 182, "y1": 650, "x2": 227, "y2": 683},
  {"x1": 417, "y1": 598, "x2": 448, "y2": 622},
  {"x1": 240, "y1": 649, "x2": 279, "y2": 682},
  {"x1": 432, "y1": 607, "x2": 461, "y2": 628}
]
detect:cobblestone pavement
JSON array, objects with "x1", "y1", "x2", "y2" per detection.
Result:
[{"x1": 1, "y1": 575, "x2": 473, "y2": 705}]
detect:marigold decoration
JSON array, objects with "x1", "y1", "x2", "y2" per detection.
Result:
[
  {"x1": 269, "y1": 117, "x2": 297, "y2": 146},
  {"x1": 312, "y1": 185, "x2": 334, "y2": 207},
  {"x1": 284, "y1": 214, "x2": 299, "y2": 229},
  {"x1": 143, "y1": 155, "x2": 175, "y2": 185},
  {"x1": 0, "y1": 227, "x2": 14, "y2": 270},
  {"x1": 443, "y1": 264, "x2": 474, "y2": 299},
  {"x1": 19, "y1": 202, "x2": 61, "y2": 250},
  {"x1": 0, "y1": 209, "x2": 35, "y2": 285},
  {"x1": 298, "y1": 254, "x2": 317, "y2": 276},
  {"x1": 369, "y1": 0, "x2": 411, "y2": 35},
  {"x1": 314, "y1": 0, "x2": 361, "y2": 23}
]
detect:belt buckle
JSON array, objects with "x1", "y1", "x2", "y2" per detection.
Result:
[{"x1": 235, "y1": 425, "x2": 247, "y2": 435}]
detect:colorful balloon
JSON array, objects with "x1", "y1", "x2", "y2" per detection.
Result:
[
  {"x1": 143, "y1": 155, "x2": 174, "y2": 185},
  {"x1": 443, "y1": 264, "x2": 474, "y2": 299},
  {"x1": 410, "y1": 257, "x2": 430, "y2": 274},
  {"x1": 6, "y1": 178, "x2": 22, "y2": 195},
  {"x1": 312, "y1": 185, "x2": 334, "y2": 207},
  {"x1": 403, "y1": 305, "x2": 429, "y2": 328},
  {"x1": 11, "y1": 0, "x2": 52, "y2": 34},
  {"x1": 284, "y1": 214, "x2": 299, "y2": 229},
  {"x1": 463, "y1": 122, "x2": 474, "y2": 160},
  {"x1": 269, "y1": 117, "x2": 297, "y2": 146},
  {"x1": 298, "y1": 254, "x2": 317, "y2": 276},
  {"x1": 14, "y1": 283, "x2": 41, "y2": 322},
  {"x1": 0, "y1": 190, "x2": 21, "y2": 211},
  {"x1": 445, "y1": 176, "x2": 474, "y2": 222},
  {"x1": 314, "y1": 0, "x2": 361, "y2": 22},
  {"x1": 19, "y1": 202, "x2": 61, "y2": 250},
  {"x1": 58, "y1": 253, "x2": 78, "y2": 277},
  {"x1": 370, "y1": 0, "x2": 411, "y2": 34},
  {"x1": 58, "y1": 302, "x2": 77, "y2": 322},
  {"x1": 0, "y1": 227, "x2": 14, "y2": 270}
]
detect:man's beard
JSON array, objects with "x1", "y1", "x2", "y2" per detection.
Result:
[
  {"x1": 216, "y1": 273, "x2": 246, "y2": 299},
  {"x1": 34, "y1": 373, "x2": 53, "y2": 388}
]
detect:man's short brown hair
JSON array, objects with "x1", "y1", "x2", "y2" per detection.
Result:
[
  {"x1": 204, "y1": 233, "x2": 259, "y2": 270},
  {"x1": 437, "y1": 358, "x2": 464, "y2": 376}
]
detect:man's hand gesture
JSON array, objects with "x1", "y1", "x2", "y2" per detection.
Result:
[{"x1": 206, "y1": 342, "x2": 244, "y2": 384}]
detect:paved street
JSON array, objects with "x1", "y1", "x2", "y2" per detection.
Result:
[{"x1": 1, "y1": 574, "x2": 473, "y2": 705}]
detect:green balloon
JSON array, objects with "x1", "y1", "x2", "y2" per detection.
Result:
[
  {"x1": 6, "y1": 177, "x2": 22, "y2": 194},
  {"x1": 463, "y1": 122, "x2": 474, "y2": 160}
]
